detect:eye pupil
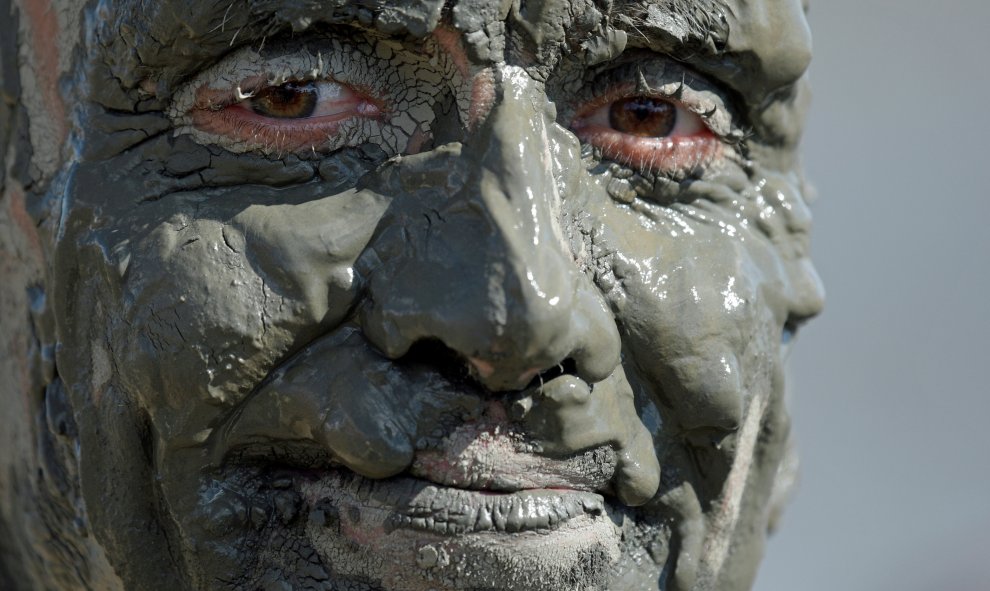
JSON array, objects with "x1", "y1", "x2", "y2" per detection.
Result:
[
  {"x1": 609, "y1": 97, "x2": 676, "y2": 137},
  {"x1": 252, "y1": 81, "x2": 318, "y2": 119}
]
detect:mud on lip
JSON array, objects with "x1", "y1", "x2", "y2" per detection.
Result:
[
  {"x1": 296, "y1": 470, "x2": 610, "y2": 536},
  {"x1": 211, "y1": 446, "x2": 618, "y2": 534}
]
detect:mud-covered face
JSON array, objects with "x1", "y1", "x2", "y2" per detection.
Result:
[{"x1": 3, "y1": 0, "x2": 823, "y2": 590}]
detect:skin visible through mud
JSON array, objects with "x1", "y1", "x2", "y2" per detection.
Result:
[{"x1": 0, "y1": 1, "x2": 823, "y2": 590}]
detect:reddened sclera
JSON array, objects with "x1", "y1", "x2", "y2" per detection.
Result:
[{"x1": 0, "y1": 1, "x2": 823, "y2": 590}]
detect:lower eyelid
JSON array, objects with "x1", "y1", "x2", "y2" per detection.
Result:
[
  {"x1": 573, "y1": 124, "x2": 722, "y2": 176},
  {"x1": 569, "y1": 94, "x2": 721, "y2": 176},
  {"x1": 186, "y1": 83, "x2": 386, "y2": 154},
  {"x1": 200, "y1": 104, "x2": 366, "y2": 130},
  {"x1": 190, "y1": 106, "x2": 365, "y2": 154}
]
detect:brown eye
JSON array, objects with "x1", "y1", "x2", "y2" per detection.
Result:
[
  {"x1": 251, "y1": 81, "x2": 318, "y2": 119},
  {"x1": 608, "y1": 97, "x2": 676, "y2": 137}
]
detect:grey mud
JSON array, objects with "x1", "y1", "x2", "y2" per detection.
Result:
[{"x1": 0, "y1": 1, "x2": 823, "y2": 590}]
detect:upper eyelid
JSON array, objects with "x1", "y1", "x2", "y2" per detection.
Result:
[
  {"x1": 168, "y1": 35, "x2": 454, "y2": 158},
  {"x1": 169, "y1": 37, "x2": 396, "y2": 118},
  {"x1": 170, "y1": 39, "x2": 743, "y2": 163}
]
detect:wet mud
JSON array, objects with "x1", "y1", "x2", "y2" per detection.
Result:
[{"x1": 0, "y1": 0, "x2": 823, "y2": 590}]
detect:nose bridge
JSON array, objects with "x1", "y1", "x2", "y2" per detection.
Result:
[
  {"x1": 459, "y1": 66, "x2": 577, "y2": 328},
  {"x1": 463, "y1": 66, "x2": 565, "y2": 267},
  {"x1": 453, "y1": 66, "x2": 577, "y2": 379}
]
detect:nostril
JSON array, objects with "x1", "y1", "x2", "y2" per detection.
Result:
[
  {"x1": 397, "y1": 339, "x2": 475, "y2": 388},
  {"x1": 397, "y1": 341, "x2": 584, "y2": 395},
  {"x1": 525, "y1": 358, "x2": 579, "y2": 390}
]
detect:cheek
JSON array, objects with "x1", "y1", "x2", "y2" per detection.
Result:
[
  {"x1": 93, "y1": 192, "x2": 386, "y2": 441},
  {"x1": 120, "y1": 217, "x2": 269, "y2": 400},
  {"x1": 593, "y1": 202, "x2": 789, "y2": 432}
]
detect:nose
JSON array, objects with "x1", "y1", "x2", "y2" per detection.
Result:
[{"x1": 360, "y1": 66, "x2": 620, "y2": 391}]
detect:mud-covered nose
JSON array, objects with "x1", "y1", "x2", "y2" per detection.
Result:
[{"x1": 360, "y1": 66, "x2": 620, "y2": 391}]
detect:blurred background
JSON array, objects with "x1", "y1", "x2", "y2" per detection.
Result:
[{"x1": 756, "y1": 1, "x2": 990, "y2": 589}]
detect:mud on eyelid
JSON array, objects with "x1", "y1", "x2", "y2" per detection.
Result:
[
  {"x1": 559, "y1": 57, "x2": 743, "y2": 144},
  {"x1": 552, "y1": 57, "x2": 748, "y2": 202},
  {"x1": 168, "y1": 35, "x2": 455, "y2": 157}
]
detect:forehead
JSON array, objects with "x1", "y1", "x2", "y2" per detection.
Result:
[
  {"x1": 18, "y1": 0, "x2": 809, "y2": 85},
  {"x1": 93, "y1": 0, "x2": 721, "y2": 39},
  {"x1": 89, "y1": 0, "x2": 646, "y2": 74},
  {"x1": 75, "y1": 0, "x2": 802, "y2": 101}
]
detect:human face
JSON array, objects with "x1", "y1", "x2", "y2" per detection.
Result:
[{"x1": 2, "y1": 0, "x2": 823, "y2": 589}]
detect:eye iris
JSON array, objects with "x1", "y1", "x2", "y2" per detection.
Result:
[
  {"x1": 609, "y1": 97, "x2": 676, "y2": 137},
  {"x1": 251, "y1": 81, "x2": 318, "y2": 119}
]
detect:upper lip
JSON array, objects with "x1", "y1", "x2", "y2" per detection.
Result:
[
  {"x1": 407, "y1": 421, "x2": 616, "y2": 493},
  {"x1": 215, "y1": 414, "x2": 619, "y2": 537},
  {"x1": 207, "y1": 328, "x2": 620, "y2": 497},
  {"x1": 218, "y1": 417, "x2": 617, "y2": 495}
]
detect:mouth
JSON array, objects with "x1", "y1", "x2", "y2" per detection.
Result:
[
  {"x1": 200, "y1": 438, "x2": 626, "y2": 591},
  {"x1": 186, "y1": 329, "x2": 662, "y2": 589},
  {"x1": 298, "y1": 469, "x2": 610, "y2": 537},
  {"x1": 222, "y1": 417, "x2": 621, "y2": 536}
]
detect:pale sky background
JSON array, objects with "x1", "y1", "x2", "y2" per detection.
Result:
[{"x1": 755, "y1": 1, "x2": 990, "y2": 590}]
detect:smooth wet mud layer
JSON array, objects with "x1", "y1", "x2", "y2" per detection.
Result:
[{"x1": 0, "y1": 1, "x2": 823, "y2": 590}]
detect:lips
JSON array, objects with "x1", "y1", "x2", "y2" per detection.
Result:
[
  {"x1": 216, "y1": 400, "x2": 622, "y2": 551},
  {"x1": 289, "y1": 469, "x2": 624, "y2": 591},
  {"x1": 220, "y1": 412, "x2": 620, "y2": 535},
  {"x1": 298, "y1": 469, "x2": 608, "y2": 536},
  {"x1": 296, "y1": 418, "x2": 616, "y2": 537}
]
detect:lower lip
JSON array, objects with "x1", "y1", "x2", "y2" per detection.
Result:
[
  {"x1": 246, "y1": 469, "x2": 624, "y2": 590},
  {"x1": 297, "y1": 470, "x2": 608, "y2": 537}
]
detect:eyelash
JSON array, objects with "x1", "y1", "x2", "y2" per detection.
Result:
[
  {"x1": 174, "y1": 47, "x2": 734, "y2": 184},
  {"x1": 557, "y1": 54, "x2": 745, "y2": 180},
  {"x1": 189, "y1": 80, "x2": 385, "y2": 155},
  {"x1": 569, "y1": 89, "x2": 722, "y2": 177},
  {"x1": 191, "y1": 85, "x2": 723, "y2": 175}
]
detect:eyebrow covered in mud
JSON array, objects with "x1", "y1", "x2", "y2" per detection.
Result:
[{"x1": 104, "y1": 0, "x2": 730, "y2": 93}]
